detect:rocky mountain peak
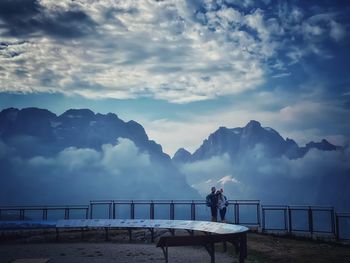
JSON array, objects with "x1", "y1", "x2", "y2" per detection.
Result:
[
  {"x1": 60, "y1": 109, "x2": 95, "y2": 119},
  {"x1": 245, "y1": 120, "x2": 261, "y2": 129},
  {"x1": 173, "y1": 148, "x2": 192, "y2": 163}
]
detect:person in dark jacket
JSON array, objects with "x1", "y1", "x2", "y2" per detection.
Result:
[
  {"x1": 217, "y1": 188, "x2": 228, "y2": 223},
  {"x1": 206, "y1": 186, "x2": 218, "y2": 222}
]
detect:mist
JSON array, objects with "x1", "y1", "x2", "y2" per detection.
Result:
[
  {"x1": 178, "y1": 145, "x2": 350, "y2": 211},
  {"x1": 0, "y1": 137, "x2": 199, "y2": 205}
]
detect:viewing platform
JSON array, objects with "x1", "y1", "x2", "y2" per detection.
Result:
[{"x1": 0, "y1": 200, "x2": 349, "y2": 263}]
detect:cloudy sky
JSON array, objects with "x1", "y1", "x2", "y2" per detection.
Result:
[{"x1": 1, "y1": 0, "x2": 349, "y2": 155}]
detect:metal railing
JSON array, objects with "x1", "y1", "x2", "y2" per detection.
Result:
[
  {"x1": 0, "y1": 205, "x2": 89, "y2": 220},
  {"x1": 0, "y1": 201, "x2": 349, "y2": 242},
  {"x1": 89, "y1": 200, "x2": 261, "y2": 226},
  {"x1": 261, "y1": 205, "x2": 336, "y2": 236},
  {"x1": 336, "y1": 213, "x2": 350, "y2": 241}
]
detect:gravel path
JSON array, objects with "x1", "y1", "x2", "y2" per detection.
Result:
[{"x1": 0, "y1": 242, "x2": 235, "y2": 263}]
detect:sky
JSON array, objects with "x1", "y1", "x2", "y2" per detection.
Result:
[{"x1": 1, "y1": 0, "x2": 350, "y2": 156}]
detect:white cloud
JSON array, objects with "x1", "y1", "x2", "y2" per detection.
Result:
[
  {"x1": 101, "y1": 138, "x2": 150, "y2": 174},
  {"x1": 272, "y1": 72, "x2": 291, "y2": 78},
  {"x1": 178, "y1": 148, "x2": 350, "y2": 209},
  {"x1": 0, "y1": 0, "x2": 291, "y2": 103},
  {"x1": 329, "y1": 20, "x2": 346, "y2": 42},
  {"x1": 26, "y1": 138, "x2": 151, "y2": 174},
  {"x1": 217, "y1": 175, "x2": 239, "y2": 185},
  {"x1": 143, "y1": 97, "x2": 350, "y2": 155},
  {"x1": 0, "y1": 1, "x2": 347, "y2": 104},
  {"x1": 0, "y1": 137, "x2": 199, "y2": 203}
]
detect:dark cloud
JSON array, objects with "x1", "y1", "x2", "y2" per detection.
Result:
[{"x1": 0, "y1": 0, "x2": 95, "y2": 38}]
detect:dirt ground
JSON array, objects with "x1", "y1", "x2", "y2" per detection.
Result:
[
  {"x1": 246, "y1": 233, "x2": 350, "y2": 263},
  {"x1": 0, "y1": 229, "x2": 349, "y2": 263}
]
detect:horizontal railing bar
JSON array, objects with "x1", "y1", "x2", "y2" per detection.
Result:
[
  {"x1": 263, "y1": 228, "x2": 288, "y2": 231},
  {"x1": 262, "y1": 205, "x2": 288, "y2": 208},
  {"x1": 263, "y1": 205, "x2": 334, "y2": 208},
  {"x1": 336, "y1": 213, "x2": 350, "y2": 216},
  {"x1": 262, "y1": 208, "x2": 287, "y2": 211},
  {"x1": 290, "y1": 206, "x2": 334, "y2": 209},
  {"x1": 90, "y1": 199, "x2": 260, "y2": 202},
  {"x1": 312, "y1": 230, "x2": 334, "y2": 234},
  {"x1": 0, "y1": 205, "x2": 88, "y2": 208},
  {"x1": 0, "y1": 208, "x2": 88, "y2": 212},
  {"x1": 310, "y1": 209, "x2": 334, "y2": 212}
]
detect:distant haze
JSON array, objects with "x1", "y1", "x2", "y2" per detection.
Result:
[
  {"x1": 0, "y1": 108, "x2": 349, "y2": 212},
  {"x1": 0, "y1": 108, "x2": 199, "y2": 204}
]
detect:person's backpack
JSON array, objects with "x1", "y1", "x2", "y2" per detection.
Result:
[
  {"x1": 224, "y1": 196, "x2": 229, "y2": 207},
  {"x1": 206, "y1": 194, "x2": 211, "y2": 207}
]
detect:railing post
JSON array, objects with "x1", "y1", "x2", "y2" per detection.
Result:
[
  {"x1": 85, "y1": 208, "x2": 89, "y2": 219},
  {"x1": 257, "y1": 202, "x2": 261, "y2": 226},
  {"x1": 308, "y1": 206, "x2": 313, "y2": 235},
  {"x1": 0, "y1": 209, "x2": 2, "y2": 220},
  {"x1": 108, "y1": 202, "x2": 112, "y2": 219},
  {"x1": 335, "y1": 213, "x2": 340, "y2": 241},
  {"x1": 191, "y1": 201, "x2": 195, "y2": 221},
  {"x1": 150, "y1": 201, "x2": 154, "y2": 220},
  {"x1": 64, "y1": 208, "x2": 69, "y2": 219},
  {"x1": 284, "y1": 207, "x2": 287, "y2": 231},
  {"x1": 330, "y1": 208, "x2": 335, "y2": 236},
  {"x1": 43, "y1": 208, "x2": 48, "y2": 220},
  {"x1": 130, "y1": 201, "x2": 135, "y2": 219},
  {"x1": 261, "y1": 207, "x2": 265, "y2": 233},
  {"x1": 90, "y1": 203, "x2": 93, "y2": 219},
  {"x1": 170, "y1": 201, "x2": 174, "y2": 220},
  {"x1": 20, "y1": 209, "x2": 25, "y2": 220},
  {"x1": 234, "y1": 202, "x2": 238, "y2": 224},
  {"x1": 236, "y1": 202, "x2": 240, "y2": 224},
  {"x1": 112, "y1": 201, "x2": 116, "y2": 219},
  {"x1": 288, "y1": 206, "x2": 292, "y2": 234}
]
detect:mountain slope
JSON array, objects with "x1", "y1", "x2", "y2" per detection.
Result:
[
  {"x1": 173, "y1": 120, "x2": 349, "y2": 211},
  {"x1": 173, "y1": 120, "x2": 339, "y2": 162},
  {"x1": 0, "y1": 107, "x2": 199, "y2": 203}
]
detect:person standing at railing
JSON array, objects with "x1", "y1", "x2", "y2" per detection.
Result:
[
  {"x1": 217, "y1": 188, "x2": 228, "y2": 223},
  {"x1": 206, "y1": 186, "x2": 219, "y2": 222}
]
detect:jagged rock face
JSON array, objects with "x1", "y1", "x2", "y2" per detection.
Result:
[
  {"x1": 192, "y1": 126, "x2": 241, "y2": 161},
  {"x1": 0, "y1": 107, "x2": 170, "y2": 163},
  {"x1": 176, "y1": 120, "x2": 339, "y2": 162},
  {"x1": 305, "y1": 139, "x2": 338, "y2": 151},
  {"x1": 0, "y1": 107, "x2": 200, "y2": 202},
  {"x1": 0, "y1": 107, "x2": 56, "y2": 140},
  {"x1": 173, "y1": 148, "x2": 192, "y2": 163}
]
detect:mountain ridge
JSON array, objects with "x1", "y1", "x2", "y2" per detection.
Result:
[
  {"x1": 0, "y1": 107, "x2": 200, "y2": 202},
  {"x1": 172, "y1": 120, "x2": 340, "y2": 163},
  {"x1": 0, "y1": 107, "x2": 170, "y2": 163}
]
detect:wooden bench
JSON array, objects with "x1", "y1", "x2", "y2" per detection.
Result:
[{"x1": 157, "y1": 232, "x2": 247, "y2": 263}]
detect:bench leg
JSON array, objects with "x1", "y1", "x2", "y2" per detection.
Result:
[
  {"x1": 81, "y1": 227, "x2": 84, "y2": 239},
  {"x1": 105, "y1": 227, "x2": 109, "y2": 241},
  {"x1": 204, "y1": 243, "x2": 215, "y2": 263},
  {"x1": 239, "y1": 234, "x2": 247, "y2": 263},
  {"x1": 128, "y1": 229, "x2": 132, "y2": 242},
  {"x1": 160, "y1": 245, "x2": 168, "y2": 263},
  {"x1": 55, "y1": 228, "x2": 59, "y2": 242},
  {"x1": 149, "y1": 228, "x2": 154, "y2": 242}
]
